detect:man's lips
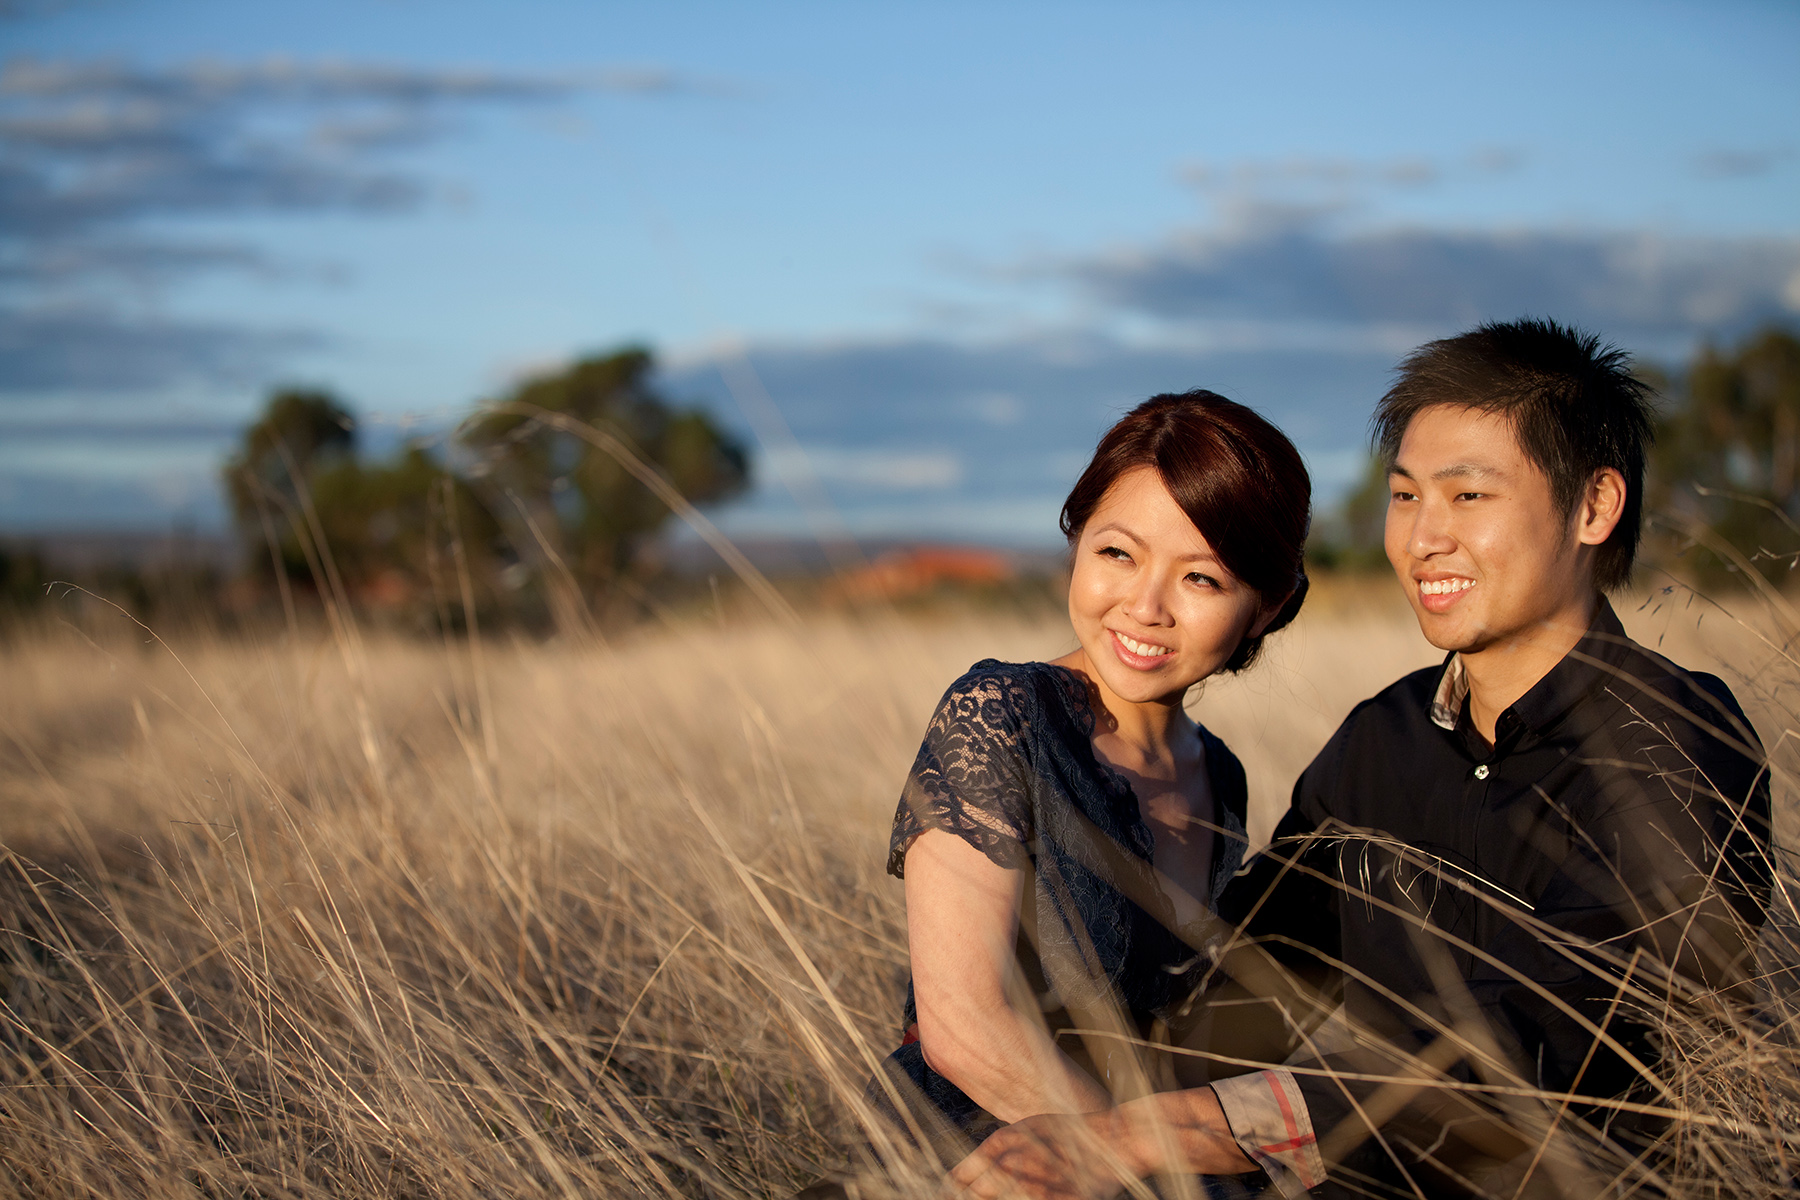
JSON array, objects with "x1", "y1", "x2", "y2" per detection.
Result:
[
  {"x1": 1416, "y1": 575, "x2": 1474, "y2": 614},
  {"x1": 1109, "y1": 629, "x2": 1173, "y2": 670}
]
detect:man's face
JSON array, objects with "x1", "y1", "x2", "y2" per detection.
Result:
[{"x1": 1384, "y1": 405, "x2": 1591, "y2": 655}]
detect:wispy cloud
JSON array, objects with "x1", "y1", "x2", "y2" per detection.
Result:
[
  {"x1": 0, "y1": 305, "x2": 320, "y2": 392},
  {"x1": 1059, "y1": 215, "x2": 1800, "y2": 340},
  {"x1": 764, "y1": 445, "x2": 963, "y2": 491},
  {"x1": 1693, "y1": 146, "x2": 1793, "y2": 180},
  {"x1": 978, "y1": 152, "x2": 1800, "y2": 350},
  {"x1": 0, "y1": 55, "x2": 705, "y2": 394}
]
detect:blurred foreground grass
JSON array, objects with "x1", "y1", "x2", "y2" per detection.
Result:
[{"x1": 0, "y1": 579, "x2": 1795, "y2": 1197}]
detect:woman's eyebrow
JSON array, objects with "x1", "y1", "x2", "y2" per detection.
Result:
[{"x1": 1087, "y1": 521, "x2": 1142, "y2": 543}]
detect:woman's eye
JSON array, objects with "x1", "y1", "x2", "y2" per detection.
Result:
[
  {"x1": 1186, "y1": 572, "x2": 1220, "y2": 589},
  {"x1": 1099, "y1": 545, "x2": 1131, "y2": 561}
]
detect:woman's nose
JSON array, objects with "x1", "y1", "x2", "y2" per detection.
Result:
[{"x1": 1122, "y1": 573, "x2": 1176, "y2": 626}]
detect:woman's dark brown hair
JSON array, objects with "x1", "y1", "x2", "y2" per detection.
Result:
[{"x1": 1059, "y1": 389, "x2": 1311, "y2": 672}]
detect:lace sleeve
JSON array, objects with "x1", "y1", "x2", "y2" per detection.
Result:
[{"x1": 887, "y1": 665, "x2": 1035, "y2": 877}]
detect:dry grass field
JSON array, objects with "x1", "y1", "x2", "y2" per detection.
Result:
[{"x1": 0, "y1": 576, "x2": 1796, "y2": 1197}]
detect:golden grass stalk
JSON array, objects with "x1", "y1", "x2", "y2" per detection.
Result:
[{"x1": 0, "y1": 572, "x2": 1792, "y2": 1197}]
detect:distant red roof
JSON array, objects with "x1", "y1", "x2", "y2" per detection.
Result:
[{"x1": 832, "y1": 545, "x2": 1015, "y2": 601}]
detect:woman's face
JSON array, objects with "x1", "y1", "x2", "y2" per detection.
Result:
[{"x1": 1067, "y1": 466, "x2": 1272, "y2": 709}]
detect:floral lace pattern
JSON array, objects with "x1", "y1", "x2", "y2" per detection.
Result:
[
  {"x1": 888, "y1": 659, "x2": 1249, "y2": 1014},
  {"x1": 889, "y1": 667, "x2": 1047, "y2": 876}
]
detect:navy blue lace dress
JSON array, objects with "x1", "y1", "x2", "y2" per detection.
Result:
[{"x1": 878, "y1": 659, "x2": 1250, "y2": 1148}]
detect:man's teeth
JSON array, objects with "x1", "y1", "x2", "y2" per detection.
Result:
[
  {"x1": 1419, "y1": 578, "x2": 1475, "y2": 596},
  {"x1": 1117, "y1": 633, "x2": 1171, "y2": 657}
]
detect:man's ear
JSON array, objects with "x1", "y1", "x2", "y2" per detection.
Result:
[{"x1": 1575, "y1": 467, "x2": 1627, "y2": 547}]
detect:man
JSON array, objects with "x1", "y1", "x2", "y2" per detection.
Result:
[{"x1": 951, "y1": 319, "x2": 1771, "y2": 1198}]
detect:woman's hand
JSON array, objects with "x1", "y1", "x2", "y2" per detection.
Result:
[
  {"x1": 948, "y1": 1090, "x2": 1257, "y2": 1198},
  {"x1": 947, "y1": 1113, "x2": 1137, "y2": 1200}
]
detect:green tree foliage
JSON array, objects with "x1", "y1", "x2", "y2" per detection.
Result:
[
  {"x1": 0, "y1": 543, "x2": 48, "y2": 613},
  {"x1": 223, "y1": 347, "x2": 751, "y2": 628},
  {"x1": 1307, "y1": 454, "x2": 1392, "y2": 572},
  {"x1": 1651, "y1": 326, "x2": 1800, "y2": 586},
  {"x1": 222, "y1": 389, "x2": 358, "y2": 579},
  {"x1": 306, "y1": 448, "x2": 500, "y2": 601},
  {"x1": 225, "y1": 389, "x2": 502, "y2": 623},
  {"x1": 459, "y1": 347, "x2": 751, "y2": 593}
]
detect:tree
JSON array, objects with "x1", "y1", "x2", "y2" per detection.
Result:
[
  {"x1": 225, "y1": 389, "x2": 504, "y2": 624},
  {"x1": 222, "y1": 389, "x2": 357, "y2": 580},
  {"x1": 458, "y1": 347, "x2": 750, "y2": 596},
  {"x1": 1650, "y1": 326, "x2": 1800, "y2": 586},
  {"x1": 1307, "y1": 454, "x2": 1392, "y2": 572},
  {"x1": 306, "y1": 447, "x2": 502, "y2": 613}
]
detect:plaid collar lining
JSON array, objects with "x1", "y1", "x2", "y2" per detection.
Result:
[{"x1": 1429, "y1": 653, "x2": 1468, "y2": 731}]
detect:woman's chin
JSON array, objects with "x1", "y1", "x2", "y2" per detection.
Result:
[{"x1": 1092, "y1": 657, "x2": 1205, "y2": 707}]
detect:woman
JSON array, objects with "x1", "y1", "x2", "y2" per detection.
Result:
[{"x1": 875, "y1": 390, "x2": 1312, "y2": 1163}]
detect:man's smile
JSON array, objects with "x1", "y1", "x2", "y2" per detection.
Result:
[{"x1": 1416, "y1": 575, "x2": 1475, "y2": 614}]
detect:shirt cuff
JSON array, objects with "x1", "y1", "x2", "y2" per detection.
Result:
[{"x1": 1211, "y1": 1069, "x2": 1326, "y2": 1194}]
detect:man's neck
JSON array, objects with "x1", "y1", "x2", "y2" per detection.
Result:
[{"x1": 1461, "y1": 590, "x2": 1602, "y2": 745}]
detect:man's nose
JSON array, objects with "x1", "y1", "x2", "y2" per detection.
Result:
[{"x1": 1406, "y1": 498, "x2": 1458, "y2": 559}]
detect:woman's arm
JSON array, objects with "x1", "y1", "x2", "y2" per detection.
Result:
[{"x1": 905, "y1": 829, "x2": 1113, "y2": 1122}]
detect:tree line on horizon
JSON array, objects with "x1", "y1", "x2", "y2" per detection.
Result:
[
  {"x1": 2, "y1": 326, "x2": 1795, "y2": 631},
  {"x1": 219, "y1": 345, "x2": 750, "y2": 633}
]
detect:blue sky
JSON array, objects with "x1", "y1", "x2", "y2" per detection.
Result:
[{"x1": 2, "y1": 0, "x2": 1797, "y2": 543}]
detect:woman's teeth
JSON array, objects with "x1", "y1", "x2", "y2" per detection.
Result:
[
  {"x1": 1419, "y1": 578, "x2": 1475, "y2": 596},
  {"x1": 1116, "y1": 633, "x2": 1171, "y2": 658}
]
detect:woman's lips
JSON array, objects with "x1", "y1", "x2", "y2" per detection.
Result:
[{"x1": 1109, "y1": 629, "x2": 1173, "y2": 670}]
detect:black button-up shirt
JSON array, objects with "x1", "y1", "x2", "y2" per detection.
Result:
[{"x1": 1221, "y1": 599, "x2": 1771, "y2": 1194}]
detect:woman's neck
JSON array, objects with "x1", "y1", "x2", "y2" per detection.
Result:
[{"x1": 1053, "y1": 649, "x2": 1193, "y2": 768}]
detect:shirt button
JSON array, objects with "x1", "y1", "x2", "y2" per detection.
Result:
[{"x1": 1473, "y1": 764, "x2": 1490, "y2": 780}]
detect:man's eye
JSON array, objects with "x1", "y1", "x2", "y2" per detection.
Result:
[
  {"x1": 1391, "y1": 490, "x2": 1417, "y2": 502},
  {"x1": 1457, "y1": 492, "x2": 1484, "y2": 502}
]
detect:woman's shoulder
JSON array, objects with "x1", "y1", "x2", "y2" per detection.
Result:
[
  {"x1": 939, "y1": 657, "x2": 1071, "y2": 699},
  {"x1": 928, "y1": 659, "x2": 1084, "y2": 742}
]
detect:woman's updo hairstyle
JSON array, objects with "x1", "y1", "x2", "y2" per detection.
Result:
[{"x1": 1059, "y1": 390, "x2": 1311, "y2": 673}]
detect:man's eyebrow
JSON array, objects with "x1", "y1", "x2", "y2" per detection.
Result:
[
  {"x1": 1388, "y1": 462, "x2": 1505, "y2": 483},
  {"x1": 1430, "y1": 462, "x2": 1503, "y2": 482}
]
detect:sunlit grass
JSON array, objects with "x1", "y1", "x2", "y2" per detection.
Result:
[{"x1": 0, "y1": 577, "x2": 1793, "y2": 1196}]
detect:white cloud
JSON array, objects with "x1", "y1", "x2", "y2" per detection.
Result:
[
  {"x1": 968, "y1": 391, "x2": 1023, "y2": 426},
  {"x1": 764, "y1": 445, "x2": 963, "y2": 491}
]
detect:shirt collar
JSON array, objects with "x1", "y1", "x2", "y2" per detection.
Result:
[
  {"x1": 1429, "y1": 652, "x2": 1468, "y2": 731},
  {"x1": 1424, "y1": 597, "x2": 1629, "y2": 736}
]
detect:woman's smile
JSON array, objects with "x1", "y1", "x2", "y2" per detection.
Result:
[{"x1": 1110, "y1": 629, "x2": 1173, "y2": 668}]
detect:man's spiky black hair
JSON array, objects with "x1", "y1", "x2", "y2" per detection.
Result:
[{"x1": 1373, "y1": 318, "x2": 1656, "y2": 592}]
